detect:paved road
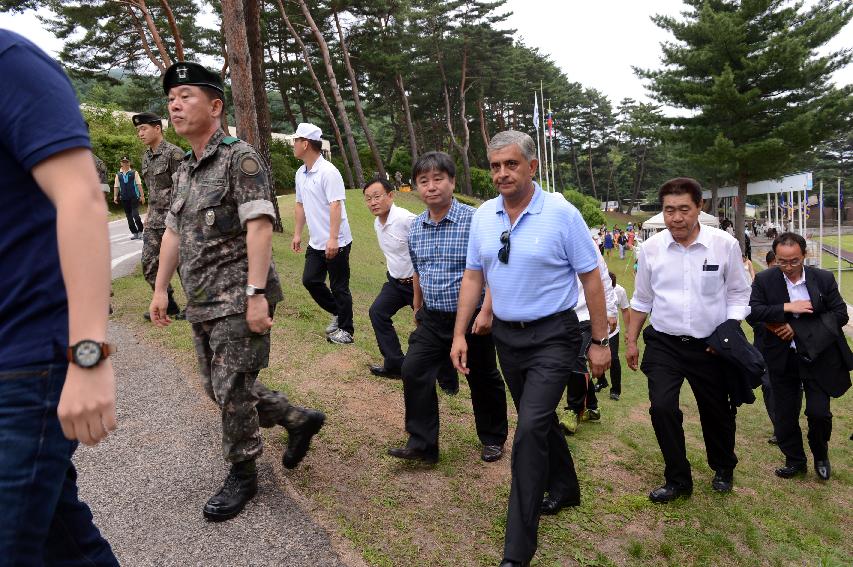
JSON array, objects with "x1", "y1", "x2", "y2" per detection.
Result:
[{"x1": 71, "y1": 224, "x2": 350, "y2": 567}]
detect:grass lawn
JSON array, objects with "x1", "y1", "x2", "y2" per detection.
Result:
[{"x1": 111, "y1": 190, "x2": 851, "y2": 567}]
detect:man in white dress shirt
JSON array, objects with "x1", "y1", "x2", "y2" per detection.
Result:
[
  {"x1": 290, "y1": 123, "x2": 355, "y2": 344},
  {"x1": 626, "y1": 177, "x2": 751, "y2": 503},
  {"x1": 363, "y1": 178, "x2": 458, "y2": 392}
]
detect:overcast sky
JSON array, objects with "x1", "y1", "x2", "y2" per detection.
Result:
[{"x1": 1, "y1": 0, "x2": 850, "y2": 108}]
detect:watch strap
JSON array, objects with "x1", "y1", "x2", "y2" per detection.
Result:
[{"x1": 66, "y1": 341, "x2": 116, "y2": 364}]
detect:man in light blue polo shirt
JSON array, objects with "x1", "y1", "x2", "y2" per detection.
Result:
[{"x1": 451, "y1": 130, "x2": 611, "y2": 567}]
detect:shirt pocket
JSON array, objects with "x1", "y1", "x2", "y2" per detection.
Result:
[
  {"x1": 700, "y1": 268, "x2": 722, "y2": 296},
  {"x1": 197, "y1": 180, "x2": 240, "y2": 239}
]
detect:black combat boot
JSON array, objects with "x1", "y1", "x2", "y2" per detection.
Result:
[
  {"x1": 282, "y1": 410, "x2": 326, "y2": 469},
  {"x1": 203, "y1": 460, "x2": 258, "y2": 522}
]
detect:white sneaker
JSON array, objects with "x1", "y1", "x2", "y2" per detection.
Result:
[
  {"x1": 327, "y1": 328, "x2": 353, "y2": 344},
  {"x1": 325, "y1": 316, "x2": 339, "y2": 335}
]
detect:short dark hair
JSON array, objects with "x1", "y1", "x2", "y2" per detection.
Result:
[
  {"x1": 307, "y1": 139, "x2": 322, "y2": 153},
  {"x1": 765, "y1": 250, "x2": 776, "y2": 264},
  {"x1": 772, "y1": 232, "x2": 807, "y2": 255},
  {"x1": 412, "y1": 151, "x2": 455, "y2": 182},
  {"x1": 363, "y1": 177, "x2": 394, "y2": 194},
  {"x1": 609, "y1": 271, "x2": 616, "y2": 288},
  {"x1": 200, "y1": 85, "x2": 224, "y2": 103},
  {"x1": 659, "y1": 177, "x2": 703, "y2": 206}
]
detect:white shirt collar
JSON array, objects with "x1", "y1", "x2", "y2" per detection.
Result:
[
  {"x1": 663, "y1": 222, "x2": 711, "y2": 249},
  {"x1": 783, "y1": 267, "x2": 807, "y2": 287}
]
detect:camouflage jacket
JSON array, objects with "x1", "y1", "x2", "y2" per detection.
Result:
[
  {"x1": 166, "y1": 129, "x2": 283, "y2": 323},
  {"x1": 141, "y1": 139, "x2": 184, "y2": 229}
]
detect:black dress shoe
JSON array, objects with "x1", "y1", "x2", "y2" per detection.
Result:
[
  {"x1": 438, "y1": 377, "x2": 459, "y2": 395},
  {"x1": 203, "y1": 464, "x2": 258, "y2": 522},
  {"x1": 498, "y1": 560, "x2": 529, "y2": 567},
  {"x1": 481, "y1": 444, "x2": 504, "y2": 462},
  {"x1": 649, "y1": 483, "x2": 692, "y2": 503},
  {"x1": 767, "y1": 435, "x2": 778, "y2": 445},
  {"x1": 609, "y1": 392, "x2": 620, "y2": 400},
  {"x1": 594, "y1": 378, "x2": 609, "y2": 392},
  {"x1": 774, "y1": 463, "x2": 807, "y2": 478},
  {"x1": 815, "y1": 459, "x2": 831, "y2": 480},
  {"x1": 369, "y1": 364, "x2": 401, "y2": 379},
  {"x1": 712, "y1": 470, "x2": 733, "y2": 493},
  {"x1": 143, "y1": 311, "x2": 151, "y2": 321},
  {"x1": 387, "y1": 446, "x2": 438, "y2": 464},
  {"x1": 540, "y1": 493, "x2": 580, "y2": 515},
  {"x1": 282, "y1": 410, "x2": 325, "y2": 469}
]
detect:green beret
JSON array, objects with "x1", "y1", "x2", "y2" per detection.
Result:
[
  {"x1": 162, "y1": 62, "x2": 224, "y2": 95},
  {"x1": 132, "y1": 112, "x2": 162, "y2": 127}
]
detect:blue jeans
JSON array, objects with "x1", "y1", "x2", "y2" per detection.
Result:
[{"x1": 0, "y1": 364, "x2": 118, "y2": 567}]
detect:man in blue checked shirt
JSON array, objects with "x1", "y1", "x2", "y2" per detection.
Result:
[
  {"x1": 386, "y1": 151, "x2": 508, "y2": 465},
  {"x1": 451, "y1": 131, "x2": 610, "y2": 567}
]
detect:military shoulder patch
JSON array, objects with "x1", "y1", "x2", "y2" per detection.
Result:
[
  {"x1": 240, "y1": 155, "x2": 261, "y2": 176},
  {"x1": 174, "y1": 149, "x2": 185, "y2": 161},
  {"x1": 222, "y1": 136, "x2": 240, "y2": 145}
]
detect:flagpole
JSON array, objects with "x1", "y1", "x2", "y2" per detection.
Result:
[
  {"x1": 819, "y1": 181, "x2": 824, "y2": 268},
  {"x1": 548, "y1": 100, "x2": 556, "y2": 193},
  {"x1": 838, "y1": 177, "x2": 842, "y2": 283},
  {"x1": 533, "y1": 92, "x2": 542, "y2": 185},
  {"x1": 540, "y1": 82, "x2": 549, "y2": 191}
]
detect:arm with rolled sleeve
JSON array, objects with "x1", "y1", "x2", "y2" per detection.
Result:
[
  {"x1": 724, "y1": 238, "x2": 751, "y2": 321},
  {"x1": 231, "y1": 150, "x2": 277, "y2": 229}
]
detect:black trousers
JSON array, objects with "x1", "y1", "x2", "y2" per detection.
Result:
[
  {"x1": 640, "y1": 326, "x2": 738, "y2": 488},
  {"x1": 760, "y1": 371, "x2": 777, "y2": 431},
  {"x1": 492, "y1": 309, "x2": 581, "y2": 563},
  {"x1": 401, "y1": 308, "x2": 507, "y2": 456},
  {"x1": 594, "y1": 332, "x2": 622, "y2": 394},
  {"x1": 302, "y1": 244, "x2": 353, "y2": 334},
  {"x1": 369, "y1": 274, "x2": 456, "y2": 382},
  {"x1": 122, "y1": 199, "x2": 143, "y2": 234},
  {"x1": 772, "y1": 352, "x2": 832, "y2": 466},
  {"x1": 565, "y1": 321, "x2": 598, "y2": 411}
]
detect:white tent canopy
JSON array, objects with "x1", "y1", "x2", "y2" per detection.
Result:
[{"x1": 642, "y1": 210, "x2": 719, "y2": 230}]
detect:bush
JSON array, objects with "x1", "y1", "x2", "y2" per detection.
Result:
[
  {"x1": 469, "y1": 167, "x2": 496, "y2": 200},
  {"x1": 269, "y1": 139, "x2": 299, "y2": 194},
  {"x1": 388, "y1": 147, "x2": 413, "y2": 184},
  {"x1": 563, "y1": 189, "x2": 605, "y2": 227}
]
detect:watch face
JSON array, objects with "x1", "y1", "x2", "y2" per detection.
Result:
[{"x1": 75, "y1": 341, "x2": 102, "y2": 367}]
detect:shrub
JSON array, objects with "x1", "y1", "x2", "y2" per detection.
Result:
[{"x1": 469, "y1": 167, "x2": 496, "y2": 200}]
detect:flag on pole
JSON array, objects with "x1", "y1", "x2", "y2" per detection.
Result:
[
  {"x1": 533, "y1": 97, "x2": 540, "y2": 130},
  {"x1": 547, "y1": 101, "x2": 554, "y2": 138}
]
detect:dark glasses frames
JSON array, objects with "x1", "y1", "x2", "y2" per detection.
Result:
[{"x1": 498, "y1": 230, "x2": 510, "y2": 264}]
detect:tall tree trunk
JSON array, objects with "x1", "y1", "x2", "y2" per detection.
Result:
[
  {"x1": 395, "y1": 73, "x2": 418, "y2": 165},
  {"x1": 478, "y1": 96, "x2": 490, "y2": 152},
  {"x1": 333, "y1": 10, "x2": 385, "y2": 180},
  {"x1": 711, "y1": 185, "x2": 720, "y2": 218},
  {"x1": 221, "y1": 0, "x2": 258, "y2": 143},
  {"x1": 134, "y1": 0, "x2": 172, "y2": 68},
  {"x1": 275, "y1": 0, "x2": 354, "y2": 188},
  {"x1": 127, "y1": 7, "x2": 165, "y2": 73},
  {"x1": 586, "y1": 132, "x2": 598, "y2": 199},
  {"x1": 219, "y1": 35, "x2": 230, "y2": 132},
  {"x1": 437, "y1": 44, "x2": 472, "y2": 195},
  {"x1": 268, "y1": 41, "x2": 298, "y2": 131},
  {"x1": 296, "y1": 0, "x2": 364, "y2": 187},
  {"x1": 624, "y1": 144, "x2": 647, "y2": 214},
  {"x1": 566, "y1": 121, "x2": 583, "y2": 191},
  {"x1": 157, "y1": 0, "x2": 184, "y2": 60},
  {"x1": 244, "y1": 0, "x2": 281, "y2": 231},
  {"x1": 735, "y1": 170, "x2": 748, "y2": 252}
]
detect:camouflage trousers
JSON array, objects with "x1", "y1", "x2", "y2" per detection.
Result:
[
  {"x1": 141, "y1": 226, "x2": 174, "y2": 296},
  {"x1": 191, "y1": 308, "x2": 307, "y2": 464}
]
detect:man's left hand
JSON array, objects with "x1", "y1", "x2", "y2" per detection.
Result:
[
  {"x1": 246, "y1": 295, "x2": 273, "y2": 333},
  {"x1": 472, "y1": 310, "x2": 493, "y2": 335},
  {"x1": 587, "y1": 343, "x2": 611, "y2": 377},
  {"x1": 608, "y1": 317, "x2": 617, "y2": 333},
  {"x1": 450, "y1": 335, "x2": 469, "y2": 375},
  {"x1": 325, "y1": 239, "x2": 339, "y2": 259}
]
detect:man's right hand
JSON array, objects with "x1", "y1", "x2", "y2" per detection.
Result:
[
  {"x1": 626, "y1": 341, "x2": 640, "y2": 371},
  {"x1": 785, "y1": 300, "x2": 813, "y2": 314},
  {"x1": 149, "y1": 290, "x2": 171, "y2": 327},
  {"x1": 58, "y1": 361, "x2": 117, "y2": 446},
  {"x1": 291, "y1": 234, "x2": 302, "y2": 253},
  {"x1": 113, "y1": 197, "x2": 118, "y2": 204}
]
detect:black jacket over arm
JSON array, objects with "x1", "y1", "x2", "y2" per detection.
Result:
[{"x1": 747, "y1": 266, "x2": 852, "y2": 397}]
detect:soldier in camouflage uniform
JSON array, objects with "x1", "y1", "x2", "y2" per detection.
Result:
[
  {"x1": 149, "y1": 62, "x2": 326, "y2": 523},
  {"x1": 133, "y1": 111, "x2": 183, "y2": 319}
]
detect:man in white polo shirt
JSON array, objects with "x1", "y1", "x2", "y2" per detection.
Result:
[{"x1": 290, "y1": 123, "x2": 355, "y2": 344}]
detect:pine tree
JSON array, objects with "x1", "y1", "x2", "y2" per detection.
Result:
[{"x1": 640, "y1": 0, "x2": 853, "y2": 249}]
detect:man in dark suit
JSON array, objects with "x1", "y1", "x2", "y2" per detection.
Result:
[{"x1": 748, "y1": 232, "x2": 852, "y2": 481}]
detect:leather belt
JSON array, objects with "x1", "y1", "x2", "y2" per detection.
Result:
[
  {"x1": 496, "y1": 309, "x2": 571, "y2": 330},
  {"x1": 396, "y1": 277, "x2": 414, "y2": 285}
]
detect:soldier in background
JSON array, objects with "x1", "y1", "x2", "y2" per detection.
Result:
[
  {"x1": 134, "y1": 112, "x2": 184, "y2": 320},
  {"x1": 150, "y1": 62, "x2": 325, "y2": 522}
]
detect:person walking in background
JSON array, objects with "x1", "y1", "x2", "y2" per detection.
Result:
[
  {"x1": 748, "y1": 232, "x2": 851, "y2": 481},
  {"x1": 290, "y1": 123, "x2": 355, "y2": 345},
  {"x1": 113, "y1": 156, "x2": 145, "y2": 240},
  {"x1": 626, "y1": 177, "x2": 752, "y2": 503},
  {"x1": 1, "y1": 29, "x2": 119, "y2": 565},
  {"x1": 595, "y1": 271, "x2": 631, "y2": 400},
  {"x1": 134, "y1": 112, "x2": 184, "y2": 321},
  {"x1": 603, "y1": 229, "x2": 614, "y2": 257},
  {"x1": 618, "y1": 230, "x2": 628, "y2": 259},
  {"x1": 743, "y1": 253, "x2": 756, "y2": 282}
]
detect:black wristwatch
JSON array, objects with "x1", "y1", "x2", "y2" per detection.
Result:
[
  {"x1": 246, "y1": 284, "x2": 266, "y2": 296},
  {"x1": 67, "y1": 340, "x2": 115, "y2": 368},
  {"x1": 590, "y1": 336, "x2": 610, "y2": 348}
]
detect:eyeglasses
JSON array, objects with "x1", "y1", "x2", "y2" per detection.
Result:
[
  {"x1": 776, "y1": 258, "x2": 802, "y2": 267},
  {"x1": 498, "y1": 230, "x2": 511, "y2": 264}
]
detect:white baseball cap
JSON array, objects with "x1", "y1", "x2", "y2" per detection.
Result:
[{"x1": 293, "y1": 123, "x2": 322, "y2": 141}]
